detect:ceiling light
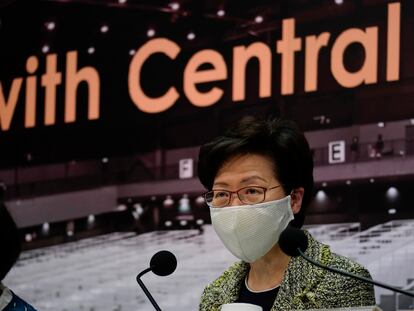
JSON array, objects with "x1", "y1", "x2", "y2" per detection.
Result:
[
  {"x1": 187, "y1": 32, "x2": 196, "y2": 40},
  {"x1": 388, "y1": 208, "x2": 396, "y2": 215},
  {"x1": 147, "y1": 28, "x2": 156, "y2": 37},
  {"x1": 133, "y1": 203, "x2": 144, "y2": 216},
  {"x1": 196, "y1": 219, "x2": 204, "y2": 226},
  {"x1": 255, "y1": 15, "x2": 264, "y2": 24},
  {"x1": 46, "y1": 21, "x2": 55, "y2": 31},
  {"x1": 100, "y1": 25, "x2": 109, "y2": 33},
  {"x1": 315, "y1": 190, "x2": 328, "y2": 202},
  {"x1": 42, "y1": 223, "x2": 50, "y2": 235},
  {"x1": 163, "y1": 195, "x2": 174, "y2": 206},
  {"x1": 386, "y1": 187, "x2": 399, "y2": 201},
  {"x1": 170, "y1": 2, "x2": 180, "y2": 11},
  {"x1": 116, "y1": 204, "x2": 127, "y2": 211},
  {"x1": 217, "y1": 9, "x2": 225, "y2": 17},
  {"x1": 42, "y1": 44, "x2": 50, "y2": 54},
  {"x1": 87, "y1": 214, "x2": 95, "y2": 225},
  {"x1": 25, "y1": 233, "x2": 33, "y2": 242},
  {"x1": 195, "y1": 196, "x2": 205, "y2": 204}
]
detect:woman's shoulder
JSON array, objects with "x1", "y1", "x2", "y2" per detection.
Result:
[
  {"x1": 199, "y1": 261, "x2": 249, "y2": 311},
  {"x1": 329, "y1": 251, "x2": 372, "y2": 277},
  {"x1": 320, "y1": 252, "x2": 376, "y2": 306},
  {"x1": 304, "y1": 230, "x2": 371, "y2": 276},
  {"x1": 203, "y1": 261, "x2": 248, "y2": 292},
  {"x1": 307, "y1": 236, "x2": 376, "y2": 307}
]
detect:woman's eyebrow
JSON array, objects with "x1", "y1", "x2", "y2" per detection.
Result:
[
  {"x1": 240, "y1": 176, "x2": 268, "y2": 184},
  {"x1": 213, "y1": 176, "x2": 268, "y2": 188},
  {"x1": 212, "y1": 181, "x2": 229, "y2": 188}
]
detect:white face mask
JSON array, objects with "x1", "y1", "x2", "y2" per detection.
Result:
[{"x1": 210, "y1": 195, "x2": 294, "y2": 263}]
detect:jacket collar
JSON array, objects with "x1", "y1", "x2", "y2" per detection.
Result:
[
  {"x1": 215, "y1": 231, "x2": 332, "y2": 309},
  {"x1": 272, "y1": 231, "x2": 332, "y2": 310}
]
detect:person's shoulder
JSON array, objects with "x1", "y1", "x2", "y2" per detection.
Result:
[
  {"x1": 200, "y1": 261, "x2": 248, "y2": 311},
  {"x1": 322, "y1": 251, "x2": 376, "y2": 306},
  {"x1": 203, "y1": 261, "x2": 247, "y2": 292},
  {"x1": 330, "y1": 251, "x2": 372, "y2": 278},
  {"x1": 304, "y1": 232, "x2": 375, "y2": 306},
  {"x1": 304, "y1": 231, "x2": 371, "y2": 277},
  {"x1": 307, "y1": 233, "x2": 375, "y2": 305},
  {"x1": 5, "y1": 291, "x2": 38, "y2": 311}
]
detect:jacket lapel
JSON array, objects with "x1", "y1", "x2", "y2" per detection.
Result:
[
  {"x1": 272, "y1": 231, "x2": 332, "y2": 310},
  {"x1": 218, "y1": 261, "x2": 250, "y2": 305}
]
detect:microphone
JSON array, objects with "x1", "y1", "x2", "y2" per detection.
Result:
[
  {"x1": 136, "y1": 250, "x2": 177, "y2": 310},
  {"x1": 279, "y1": 227, "x2": 414, "y2": 298}
]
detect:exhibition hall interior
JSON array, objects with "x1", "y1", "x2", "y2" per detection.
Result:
[{"x1": 0, "y1": 0, "x2": 413, "y2": 310}]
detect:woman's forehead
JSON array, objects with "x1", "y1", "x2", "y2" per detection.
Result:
[{"x1": 214, "y1": 154, "x2": 277, "y2": 185}]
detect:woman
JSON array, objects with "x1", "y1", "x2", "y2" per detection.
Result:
[{"x1": 198, "y1": 118, "x2": 375, "y2": 311}]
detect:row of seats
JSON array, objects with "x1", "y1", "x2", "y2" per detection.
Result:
[{"x1": 5, "y1": 221, "x2": 414, "y2": 311}]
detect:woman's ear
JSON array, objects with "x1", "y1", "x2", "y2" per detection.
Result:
[{"x1": 290, "y1": 187, "x2": 304, "y2": 214}]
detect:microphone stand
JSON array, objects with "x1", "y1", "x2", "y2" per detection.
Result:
[
  {"x1": 298, "y1": 248, "x2": 414, "y2": 298},
  {"x1": 136, "y1": 266, "x2": 162, "y2": 311}
]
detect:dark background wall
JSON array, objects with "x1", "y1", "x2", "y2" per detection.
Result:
[{"x1": 0, "y1": 0, "x2": 413, "y2": 169}]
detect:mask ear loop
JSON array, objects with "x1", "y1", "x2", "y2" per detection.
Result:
[
  {"x1": 289, "y1": 189, "x2": 295, "y2": 200},
  {"x1": 289, "y1": 189, "x2": 296, "y2": 211}
]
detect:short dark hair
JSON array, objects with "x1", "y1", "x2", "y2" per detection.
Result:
[
  {"x1": 197, "y1": 117, "x2": 314, "y2": 228},
  {"x1": 0, "y1": 203, "x2": 22, "y2": 280}
]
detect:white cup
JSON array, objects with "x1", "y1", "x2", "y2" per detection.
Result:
[{"x1": 221, "y1": 303, "x2": 263, "y2": 311}]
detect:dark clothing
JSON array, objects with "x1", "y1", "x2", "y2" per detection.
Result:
[{"x1": 236, "y1": 278, "x2": 280, "y2": 311}]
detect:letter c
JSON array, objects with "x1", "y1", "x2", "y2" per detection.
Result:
[{"x1": 128, "y1": 38, "x2": 180, "y2": 113}]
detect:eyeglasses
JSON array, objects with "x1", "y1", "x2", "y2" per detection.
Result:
[{"x1": 203, "y1": 185, "x2": 282, "y2": 208}]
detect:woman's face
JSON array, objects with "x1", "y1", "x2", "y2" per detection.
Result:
[{"x1": 212, "y1": 153, "x2": 286, "y2": 207}]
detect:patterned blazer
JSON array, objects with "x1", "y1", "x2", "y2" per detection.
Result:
[{"x1": 199, "y1": 231, "x2": 375, "y2": 311}]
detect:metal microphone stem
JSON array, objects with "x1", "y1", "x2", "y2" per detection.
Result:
[{"x1": 136, "y1": 266, "x2": 162, "y2": 311}]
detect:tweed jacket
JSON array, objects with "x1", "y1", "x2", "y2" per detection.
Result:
[{"x1": 199, "y1": 232, "x2": 375, "y2": 311}]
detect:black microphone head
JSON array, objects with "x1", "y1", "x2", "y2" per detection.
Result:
[
  {"x1": 279, "y1": 227, "x2": 308, "y2": 257},
  {"x1": 150, "y1": 250, "x2": 177, "y2": 276}
]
